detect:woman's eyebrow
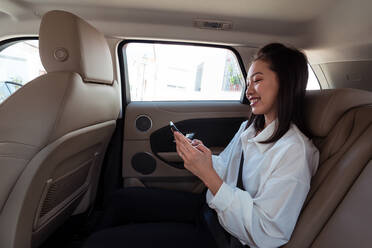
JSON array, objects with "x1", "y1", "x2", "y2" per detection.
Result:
[{"x1": 249, "y1": 72, "x2": 263, "y2": 79}]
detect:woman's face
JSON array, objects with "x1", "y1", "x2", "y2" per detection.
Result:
[{"x1": 246, "y1": 59, "x2": 279, "y2": 125}]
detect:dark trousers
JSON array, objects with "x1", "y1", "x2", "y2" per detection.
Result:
[{"x1": 83, "y1": 187, "x2": 217, "y2": 248}]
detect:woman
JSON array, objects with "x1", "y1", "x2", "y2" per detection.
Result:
[
  {"x1": 174, "y1": 43, "x2": 319, "y2": 247},
  {"x1": 84, "y1": 43, "x2": 319, "y2": 248}
]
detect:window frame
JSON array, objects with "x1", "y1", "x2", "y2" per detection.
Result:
[
  {"x1": 0, "y1": 36, "x2": 38, "y2": 53},
  {"x1": 117, "y1": 40, "x2": 249, "y2": 106}
]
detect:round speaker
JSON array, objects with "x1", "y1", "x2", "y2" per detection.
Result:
[
  {"x1": 131, "y1": 152, "x2": 156, "y2": 175},
  {"x1": 135, "y1": 115, "x2": 152, "y2": 132}
]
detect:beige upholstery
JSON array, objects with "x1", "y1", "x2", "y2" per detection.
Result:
[
  {"x1": 304, "y1": 88, "x2": 372, "y2": 137},
  {"x1": 284, "y1": 88, "x2": 372, "y2": 247},
  {"x1": 0, "y1": 10, "x2": 120, "y2": 248},
  {"x1": 312, "y1": 160, "x2": 372, "y2": 248},
  {"x1": 39, "y1": 10, "x2": 114, "y2": 85}
]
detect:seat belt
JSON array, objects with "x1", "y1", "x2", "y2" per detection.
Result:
[
  {"x1": 229, "y1": 121, "x2": 249, "y2": 248},
  {"x1": 202, "y1": 152, "x2": 247, "y2": 248},
  {"x1": 237, "y1": 121, "x2": 249, "y2": 191},
  {"x1": 236, "y1": 152, "x2": 245, "y2": 190},
  {"x1": 203, "y1": 123, "x2": 249, "y2": 248},
  {"x1": 229, "y1": 151, "x2": 248, "y2": 248}
]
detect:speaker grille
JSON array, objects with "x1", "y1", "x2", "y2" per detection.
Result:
[
  {"x1": 135, "y1": 115, "x2": 152, "y2": 132},
  {"x1": 131, "y1": 152, "x2": 156, "y2": 175}
]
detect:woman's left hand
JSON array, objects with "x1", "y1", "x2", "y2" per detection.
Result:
[{"x1": 174, "y1": 132, "x2": 213, "y2": 181}]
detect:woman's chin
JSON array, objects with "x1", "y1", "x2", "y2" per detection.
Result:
[{"x1": 251, "y1": 108, "x2": 263, "y2": 115}]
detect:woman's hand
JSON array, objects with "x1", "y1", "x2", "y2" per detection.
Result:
[
  {"x1": 190, "y1": 139, "x2": 203, "y2": 147},
  {"x1": 174, "y1": 132, "x2": 223, "y2": 195},
  {"x1": 174, "y1": 132, "x2": 212, "y2": 179}
]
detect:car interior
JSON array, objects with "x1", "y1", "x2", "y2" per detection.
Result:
[{"x1": 0, "y1": 0, "x2": 371, "y2": 248}]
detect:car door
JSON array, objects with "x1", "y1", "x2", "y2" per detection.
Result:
[{"x1": 120, "y1": 41, "x2": 252, "y2": 193}]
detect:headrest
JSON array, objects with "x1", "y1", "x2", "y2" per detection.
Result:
[
  {"x1": 39, "y1": 10, "x2": 113, "y2": 85},
  {"x1": 305, "y1": 88, "x2": 372, "y2": 137}
]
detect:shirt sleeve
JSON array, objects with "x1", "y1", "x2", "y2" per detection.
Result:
[{"x1": 208, "y1": 145, "x2": 311, "y2": 248}]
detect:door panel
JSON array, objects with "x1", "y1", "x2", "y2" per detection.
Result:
[
  {"x1": 123, "y1": 101, "x2": 250, "y2": 192},
  {"x1": 150, "y1": 117, "x2": 245, "y2": 169}
]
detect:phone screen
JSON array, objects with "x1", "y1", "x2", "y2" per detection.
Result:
[{"x1": 170, "y1": 121, "x2": 181, "y2": 133}]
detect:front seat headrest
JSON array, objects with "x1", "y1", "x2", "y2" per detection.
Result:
[
  {"x1": 305, "y1": 88, "x2": 372, "y2": 137},
  {"x1": 39, "y1": 10, "x2": 113, "y2": 85}
]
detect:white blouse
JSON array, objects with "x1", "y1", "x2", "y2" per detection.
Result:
[{"x1": 206, "y1": 120, "x2": 319, "y2": 248}]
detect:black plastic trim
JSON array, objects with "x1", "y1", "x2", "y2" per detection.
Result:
[
  {"x1": 150, "y1": 117, "x2": 246, "y2": 169},
  {"x1": 0, "y1": 36, "x2": 38, "y2": 53}
]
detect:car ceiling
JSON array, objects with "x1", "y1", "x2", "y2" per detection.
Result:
[
  {"x1": 0, "y1": 0, "x2": 372, "y2": 64},
  {"x1": 2, "y1": 0, "x2": 337, "y2": 22}
]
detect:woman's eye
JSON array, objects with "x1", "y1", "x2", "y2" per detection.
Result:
[{"x1": 254, "y1": 79, "x2": 262, "y2": 83}]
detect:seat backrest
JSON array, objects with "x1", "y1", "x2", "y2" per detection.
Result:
[
  {"x1": 0, "y1": 10, "x2": 120, "y2": 248},
  {"x1": 284, "y1": 88, "x2": 372, "y2": 247}
]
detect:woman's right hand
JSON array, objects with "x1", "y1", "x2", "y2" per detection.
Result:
[{"x1": 174, "y1": 132, "x2": 222, "y2": 195}]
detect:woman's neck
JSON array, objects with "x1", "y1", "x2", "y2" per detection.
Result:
[{"x1": 264, "y1": 116, "x2": 276, "y2": 129}]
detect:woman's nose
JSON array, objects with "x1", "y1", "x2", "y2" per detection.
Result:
[{"x1": 246, "y1": 82, "x2": 254, "y2": 96}]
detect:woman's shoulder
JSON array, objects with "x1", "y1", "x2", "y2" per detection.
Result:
[
  {"x1": 274, "y1": 124, "x2": 319, "y2": 176},
  {"x1": 278, "y1": 124, "x2": 316, "y2": 150}
]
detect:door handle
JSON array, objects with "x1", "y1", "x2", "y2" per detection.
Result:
[{"x1": 157, "y1": 147, "x2": 224, "y2": 162}]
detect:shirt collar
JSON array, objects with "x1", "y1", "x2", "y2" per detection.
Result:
[{"x1": 241, "y1": 120, "x2": 277, "y2": 154}]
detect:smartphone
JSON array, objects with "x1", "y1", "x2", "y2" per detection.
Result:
[
  {"x1": 170, "y1": 121, "x2": 195, "y2": 140},
  {"x1": 169, "y1": 121, "x2": 181, "y2": 133}
]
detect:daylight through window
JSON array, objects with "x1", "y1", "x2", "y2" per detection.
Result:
[{"x1": 124, "y1": 43, "x2": 245, "y2": 101}]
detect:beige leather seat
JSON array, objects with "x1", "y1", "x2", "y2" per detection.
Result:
[
  {"x1": 284, "y1": 88, "x2": 372, "y2": 247},
  {"x1": 0, "y1": 10, "x2": 120, "y2": 248}
]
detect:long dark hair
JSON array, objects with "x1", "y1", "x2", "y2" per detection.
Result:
[{"x1": 247, "y1": 43, "x2": 311, "y2": 143}]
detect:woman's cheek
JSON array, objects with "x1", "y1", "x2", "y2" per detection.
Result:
[{"x1": 255, "y1": 83, "x2": 263, "y2": 91}]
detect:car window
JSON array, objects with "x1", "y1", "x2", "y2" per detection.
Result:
[
  {"x1": 123, "y1": 42, "x2": 246, "y2": 101},
  {"x1": 0, "y1": 39, "x2": 45, "y2": 103},
  {"x1": 307, "y1": 64, "x2": 320, "y2": 90}
]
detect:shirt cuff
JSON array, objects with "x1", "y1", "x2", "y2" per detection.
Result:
[{"x1": 207, "y1": 182, "x2": 235, "y2": 212}]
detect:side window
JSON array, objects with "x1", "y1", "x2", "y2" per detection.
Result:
[
  {"x1": 123, "y1": 42, "x2": 245, "y2": 101},
  {"x1": 0, "y1": 39, "x2": 45, "y2": 103},
  {"x1": 307, "y1": 64, "x2": 321, "y2": 90}
]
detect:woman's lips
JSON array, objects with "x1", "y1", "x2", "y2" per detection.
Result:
[{"x1": 249, "y1": 97, "x2": 260, "y2": 106}]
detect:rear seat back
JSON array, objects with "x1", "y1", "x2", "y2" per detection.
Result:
[
  {"x1": 284, "y1": 88, "x2": 372, "y2": 247},
  {"x1": 312, "y1": 159, "x2": 372, "y2": 248}
]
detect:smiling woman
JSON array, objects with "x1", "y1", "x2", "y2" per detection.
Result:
[
  {"x1": 246, "y1": 43, "x2": 311, "y2": 142},
  {"x1": 174, "y1": 43, "x2": 319, "y2": 247},
  {"x1": 246, "y1": 60, "x2": 280, "y2": 128}
]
